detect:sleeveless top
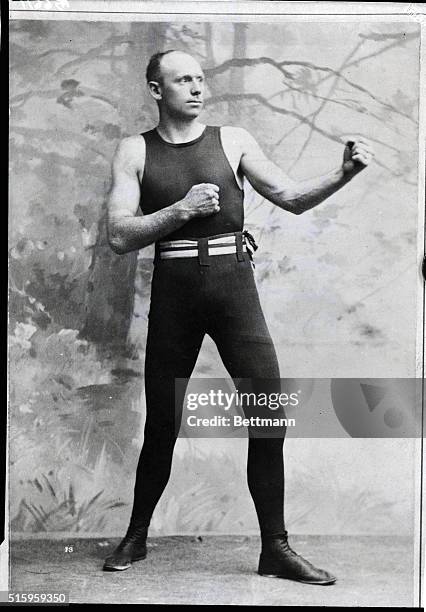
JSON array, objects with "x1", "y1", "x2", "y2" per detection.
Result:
[{"x1": 139, "y1": 125, "x2": 244, "y2": 240}]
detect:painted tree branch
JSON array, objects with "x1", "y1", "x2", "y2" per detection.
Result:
[
  {"x1": 289, "y1": 40, "x2": 364, "y2": 171},
  {"x1": 346, "y1": 33, "x2": 419, "y2": 69},
  {"x1": 267, "y1": 86, "x2": 404, "y2": 139},
  {"x1": 205, "y1": 93, "x2": 341, "y2": 142},
  {"x1": 205, "y1": 93, "x2": 414, "y2": 185},
  {"x1": 10, "y1": 85, "x2": 119, "y2": 111},
  {"x1": 10, "y1": 48, "x2": 80, "y2": 69},
  {"x1": 55, "y1": 35, "x2": 133, "y2": 77},
  {"x1": 205, "y1": 92, "x2": 398, "y2": 152},
  {"x1": 11, "y1": 126, "x2": 111, "y2": 163},
  {"x1": 205, "y1": 54, "x2": 417, "y2": 125},
  {"x1": 12, "y1": 143, "x2": 107, "y2": 176}
]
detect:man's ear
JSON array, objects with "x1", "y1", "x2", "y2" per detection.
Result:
[{"x1": 147, "y1": 80, "x2": 162, "y2": 101}]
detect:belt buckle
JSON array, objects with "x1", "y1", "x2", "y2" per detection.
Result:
[
  {"x1": 198, "y1": 237, "x2": 210, "y2": 266},
  {"x1": 235, "y1": 233, "x2": 244, "y2": 262}
]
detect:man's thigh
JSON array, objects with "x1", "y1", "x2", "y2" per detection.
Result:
[
  {"x1": 207, "y1": 257, "x2": 280, "y2": 379},
  {"x1": 145, "y1": 261, "x2": 205, "y2": 378}
]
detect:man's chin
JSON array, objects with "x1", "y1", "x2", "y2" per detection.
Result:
[
  {"x1": 175, "y1": 109, "x2": 203, "y2": 120},
  {"x1": 185, "y1": 107, "x2": 203, "y2": 116},
  {"x1": 168, "y1": 105, "x2": 203, "y2": 121}
]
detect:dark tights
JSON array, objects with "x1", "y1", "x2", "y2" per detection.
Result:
[{"x1": 129, "y1": 251, "x2": 286, "y2": 536}]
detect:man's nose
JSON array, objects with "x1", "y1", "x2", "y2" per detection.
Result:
[{"x1": 191, "y1": 81, "x2": 202, "y2": 95}]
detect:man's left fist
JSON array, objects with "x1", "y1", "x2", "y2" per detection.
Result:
[{"x1": 342, "y1": 139, "x2": 374, "y2": 176}]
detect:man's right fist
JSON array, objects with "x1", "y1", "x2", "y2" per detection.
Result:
[{"x1": 177, "y1": 183, "x2": 220, "y2": 218}]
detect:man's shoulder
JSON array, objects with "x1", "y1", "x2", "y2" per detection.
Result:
[
  {"x1": 117, "y1": 134, "x2": 146, "y2": 153},
  {"x1": 114, "y1": 134, "x2": 146, "y2": 169},
  {"x1": 220, "y1": 125, "x2": 251, "y2": 139},
  {"x1": 219, "y1": 126, "x2": 258, "y2": 154}
]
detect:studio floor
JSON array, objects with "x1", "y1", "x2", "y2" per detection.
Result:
[{"x1": 10, "y1": 535, "x2": 417, "y2": 606}]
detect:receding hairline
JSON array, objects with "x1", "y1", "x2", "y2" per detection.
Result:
[
  {"x1": 147, "y1": 50, "x2": 203, "y2": 83},
  {"x1": 163, "y1": 50, "x2": 197, "y2": 62}
]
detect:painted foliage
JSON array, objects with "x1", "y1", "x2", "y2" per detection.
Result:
[{"x1": 9, "y1": 20, "x2": 420, "y2": 535}]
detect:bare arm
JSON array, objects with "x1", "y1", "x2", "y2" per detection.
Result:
[
  {"x1": 107, "y1": 137, "x2": 220, "y2": 254},
  {"x1": 237, "y1": 128, "x2": 374, "y2": 215}
]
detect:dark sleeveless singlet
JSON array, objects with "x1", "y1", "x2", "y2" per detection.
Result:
[{"x1": 139, "y1": 125, "x2": 244, "y2": 240}]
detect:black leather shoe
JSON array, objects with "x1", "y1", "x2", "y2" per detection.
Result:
[
  {"x1": 103, "y1": 524, "x2": 148, "y2": 571},
  {"x1": 258, "y1": 532, "x2": 336, "y2": 585}
]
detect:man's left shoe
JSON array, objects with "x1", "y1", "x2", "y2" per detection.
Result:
[
  {"x1": 103, "y1": 524, "x2": 148, "y2": 571},
  {"x1": 258, "y1": 531, "x2": 337, "y2": 585}
]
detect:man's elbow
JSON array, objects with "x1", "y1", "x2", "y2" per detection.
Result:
[
  {"x1": 275, "y1": 191, "x2": 305, "y2": 215},
  {"x1": 110, "y1": 239, "x2": 128, "y2": 255},
  {"x1": 108, "y1": 226, "x2": 128, "y2": 255},
  {"x1": 278, "y1": 200, "x2": 304, "y2": 215}
]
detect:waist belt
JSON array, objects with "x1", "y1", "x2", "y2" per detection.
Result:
[{"x1": 157, "y1": 230, "x2": 258, "y2": 266}]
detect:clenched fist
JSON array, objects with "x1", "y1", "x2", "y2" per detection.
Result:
[
  {"x1": 342, "y1": 139, "x2": 374, "y2": 177},
  {"x1": 177, "y1": 183, "x2": 220, "y2": 219}
]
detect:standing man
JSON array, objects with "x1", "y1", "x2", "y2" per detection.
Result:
[{"x1": 103, "y1": 50, "x2": 373, "y2": 583}]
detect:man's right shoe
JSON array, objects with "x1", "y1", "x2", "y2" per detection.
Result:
[
  {"x1": 103, "y1": 524, "x2": 148, "y2": 571},
  {"x1": 258, "y1": 532, "x2": 336, "y2": 585}
]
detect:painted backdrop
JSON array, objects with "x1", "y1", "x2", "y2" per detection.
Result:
[{"x1": 9, "y1": 20, "x2": 420, "y2": 536}]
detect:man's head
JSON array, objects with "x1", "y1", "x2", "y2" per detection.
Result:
[{"x1": 146, "y1": 50, "x2": 205, "y2": 119}]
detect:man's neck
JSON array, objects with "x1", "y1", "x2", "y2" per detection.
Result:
[{"x1": 156, "y1": 118, "x2": 206, "y2": 144}]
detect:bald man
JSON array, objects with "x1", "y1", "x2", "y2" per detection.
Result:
[{"x1": 103, "y1": 50, "x2": 374, "y2": 584}]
